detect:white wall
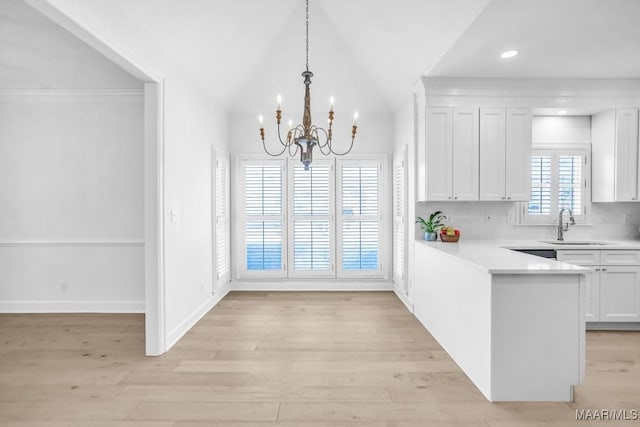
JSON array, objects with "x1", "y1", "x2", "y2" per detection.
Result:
[
  {"x1": 0, "y1": 92, "x2": 145, "y2": 311},
  {"x1": 23, "y1": 0, "x2": 232, "y2": 352},
  {"x1": 0, "y1": 1, "x2": 145, "y2": 312},
  {"x1": 415, "y1": 116, "x2": 640, "y2": 241},
  {"x1": 162, "y1": 77, "x2": 228, "y2": 344}
]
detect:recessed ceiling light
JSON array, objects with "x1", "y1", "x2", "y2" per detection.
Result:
[
  {"x1": 500, "y1": 50, "x2": 518, "y2": 59},
  {"x1": 558, "y1": 110, "x2": 568, "y2": 115}
]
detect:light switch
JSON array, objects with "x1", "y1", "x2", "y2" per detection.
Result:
[{"x1": 171, "y1": 209, "x2": 178, "y2": 223}]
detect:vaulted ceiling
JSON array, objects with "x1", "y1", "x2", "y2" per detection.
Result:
[{"x1": 17, "y1": 0, "x2": 640, "y2": 113}]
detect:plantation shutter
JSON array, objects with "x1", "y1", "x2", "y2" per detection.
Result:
[
  {"x1": 288, "y1": 160, "x2": 332, "y2": 276},
  {"x1": 558, "y1": 154, "x2": 583, "y2": 214},
  {"x1": 243, "y1": 160, "x2": 285, "y2": 275},
  {"x1": 215, "y1": 154, "x2": 230, "y2": 287},
  {"x1": 338, "y1": 160, "x2": 382, "y2": 275},
  {"x1": 393, "y1": 156, "x2": 406, "y2": 284},
  {"x1": 525, "y1": 148, "x2": 587, "y2": 223},
  {"x1": 528, "y1": 152, "x2": 552, "y2": 216}
]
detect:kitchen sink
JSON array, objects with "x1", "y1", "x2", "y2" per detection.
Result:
[{"x1": 539, "y1": 240, "x2": 613, "y2": 246}]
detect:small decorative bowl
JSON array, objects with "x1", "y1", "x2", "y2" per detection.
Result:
[{"x1": 440, "y1": 233, "x2": 460, "y2": 243}]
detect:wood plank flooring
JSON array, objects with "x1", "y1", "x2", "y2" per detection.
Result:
[{"x1": 1, "y1": 291, "x2": 639, "y2": 426}]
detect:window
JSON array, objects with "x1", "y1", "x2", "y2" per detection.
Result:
[
  {"x1": 237, "y1": 156, "x2": 384, "y2": 279},
  {"x1": 521, "y1": 146, "x2": 589, "y2": 224},
  {"x1": 337, "y1": 160, "x2": 382, "y2": 275},
  {"x1": 242, "y1": 160, "x2": 285, "y2": 276},
  {"x1": 393, "y1": 154, "x2": 406, "y2": 287},
  {"x1": 288, "y1": 160, "x2": 333, "y2": 276},
  {"x1": 215, "y1": 153, "x2": 230, "y2": 288}
]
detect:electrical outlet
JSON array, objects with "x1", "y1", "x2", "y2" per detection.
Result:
[{"x1": 60, "y1": 282, "x2": 68, "y2": 292}]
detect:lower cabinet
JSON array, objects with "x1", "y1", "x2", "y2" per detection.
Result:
[
  {"x1": 557, "y1": 250, "x2": 640, "y2": 323},
  {"x1": 599, "y1": 266, "x2": 640, "y2": 321}
]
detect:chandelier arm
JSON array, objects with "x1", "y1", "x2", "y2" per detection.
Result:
[
  {"x1": 326, "y1": 135, "x2": 356, "y2": 156},
  {"x1": 314, "y1": 127, "x2": 333, "y2": 155},
  {"x1": 276, "y1": 122, "x2": 290, "y2": 147},
  {"x1": 288, "y1": 135, "x2": 300, "y2": 157},
  {"x1": 261, "y1": 137, "x2": 290, "y2": 157}
]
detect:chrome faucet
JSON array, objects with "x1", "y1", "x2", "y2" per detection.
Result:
[{"x1": 557, "y1": 207, "x2": 576, "y2": 241}]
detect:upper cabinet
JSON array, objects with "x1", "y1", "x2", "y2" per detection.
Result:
[
  {"x1": 424, "y1": 107, "x2": 479, "y2": 201},
  {"x1": 479, "y1": 108, "x2": 531, "y2": 201},
  {"x1": 420, "y1": 105, "x2": 530, "y2": 202},
  {"x1": 592, "y1": 108, "x2": 640, "y2": 202}
]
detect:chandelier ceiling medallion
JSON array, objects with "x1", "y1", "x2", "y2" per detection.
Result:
[{"x1": 258, "y1": 0, "x2": 358, "y2": 170}]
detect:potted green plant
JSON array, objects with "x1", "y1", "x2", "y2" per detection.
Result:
[{"x1": 416, "y1": 211, "x2": 446, "y2": 241}]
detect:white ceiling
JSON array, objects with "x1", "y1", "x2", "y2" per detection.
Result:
[
  {"x1": 430, "y1": 0, "x2": 640, "y2": 79},
  {"x1": 22, "y1": 0, "x2": 640, "y2": 112},
  {"x1": 0, "y1": 0, "x2": 141, "y2": 89}
]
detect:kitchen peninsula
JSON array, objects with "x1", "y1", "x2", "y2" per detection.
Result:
[{"x1": 413, "y1": 240, "x2": 588, "y2": 402}]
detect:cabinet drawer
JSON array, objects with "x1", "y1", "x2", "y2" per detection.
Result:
[
  {"x1": 601, "y1": 251, "x2": 640, "y2": 266},
  {"x1": 557, "y1": 250, "x2": 601, "y2": 265}
]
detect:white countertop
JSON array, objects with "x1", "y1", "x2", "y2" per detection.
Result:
[
  {"x1": 416, "y1": 238, "x2": 640, "y2": 274},
  {"x1": 415, "y1": 239, "x2": 591, "y2": 275},
  {"x1": 497, "y1": 238, "x2": 640, "y2": 251}
]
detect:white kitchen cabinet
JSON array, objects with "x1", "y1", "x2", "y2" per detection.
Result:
[
  {"x1": 452, "y1": 108, "x2": 480, "y2": 200},
  {"x1": 599, "y1": 266, "x2": 640, "y2": 321},
  {"x1": 479, "y1": 108, "x2": 531, "y2": 201},
  {"x1": 591, "y1": 108, "x2": 640, "y2": 202},
  {"x1": 425, "y1": 107, "x2": 452, "y2": 200},
  {"x1": 557, "y1": 249, "x2": 640, "y2": 322},
  {"x1": 479, "y1": 108, "x2": 506, "y2": 200},
  {"x1": 424, "y1": 107, "x2": 479, "y2": 201},
  {"x1": 505, "y1": 109, "x2": 532, "y2": 201}
]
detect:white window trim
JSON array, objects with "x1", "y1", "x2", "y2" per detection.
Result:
[
  {"x1": 518, "y1": 143, "x2": 591, "y2": 225},
  {"x1": 234, "y1": 154, "x2": 388, "y2": 281}
]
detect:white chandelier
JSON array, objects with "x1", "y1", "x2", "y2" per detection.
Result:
[{"x1": 258, "y1": 0, "x2": 358, "y2": 170}]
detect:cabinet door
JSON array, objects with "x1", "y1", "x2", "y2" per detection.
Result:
[
  {"x1": 425, "y1": 107, "x2": 453, "y2": 200},
  {"x1": 584, "y1": 267, "x2": 600, "y2": 321},
  {"x1": 479, "y1": 108, "x2": 506, "y2": 200},
  {"x1": 452, "y1": 108, "x2": 479, "y2": 200},
  {"x1": 505, "y1": 108, "x2": 531, "y2": 201},
  {"x1": 614, "y1": 108, "x2": 639, "y2": 201},
  {"x1": 599, "y1": 266, "x2": 640, "y2": 321},
  {"x1": 557, "y1": 250, "x2": 601, "y2": 265}
]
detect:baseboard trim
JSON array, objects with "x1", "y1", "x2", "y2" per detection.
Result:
[
  {"x1": 0, "y1": 300, "x2": 144, "y2": 313},
  {"x1": 394, "y1": 285, "x2": 414, "y2": 313},
  {"x1": 165, "y1": 283, "x2": 231, "y2": 352},
  {"x1": 586, "y1": 321, "x2": 640, "y2": 331},
  {"x1": 230, "y1": 281, "x2": 394, "y2": 291}
]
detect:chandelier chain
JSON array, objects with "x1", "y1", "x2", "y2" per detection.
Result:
[{"x1": 305, "y1": 0, "x2": 309, "y2": 71}]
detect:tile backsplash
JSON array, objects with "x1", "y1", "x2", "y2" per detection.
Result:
[{"x1": 415, "y1": 201, "x2": 640, "y2": 241}]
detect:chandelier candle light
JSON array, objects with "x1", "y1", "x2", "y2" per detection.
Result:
[{"x1": 258, "y1": 0, "x2": 358, "y2": 170}]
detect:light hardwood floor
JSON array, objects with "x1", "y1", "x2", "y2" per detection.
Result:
[{"x1": 1, "y1": 291, "x2": 639, "y2": 426}]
